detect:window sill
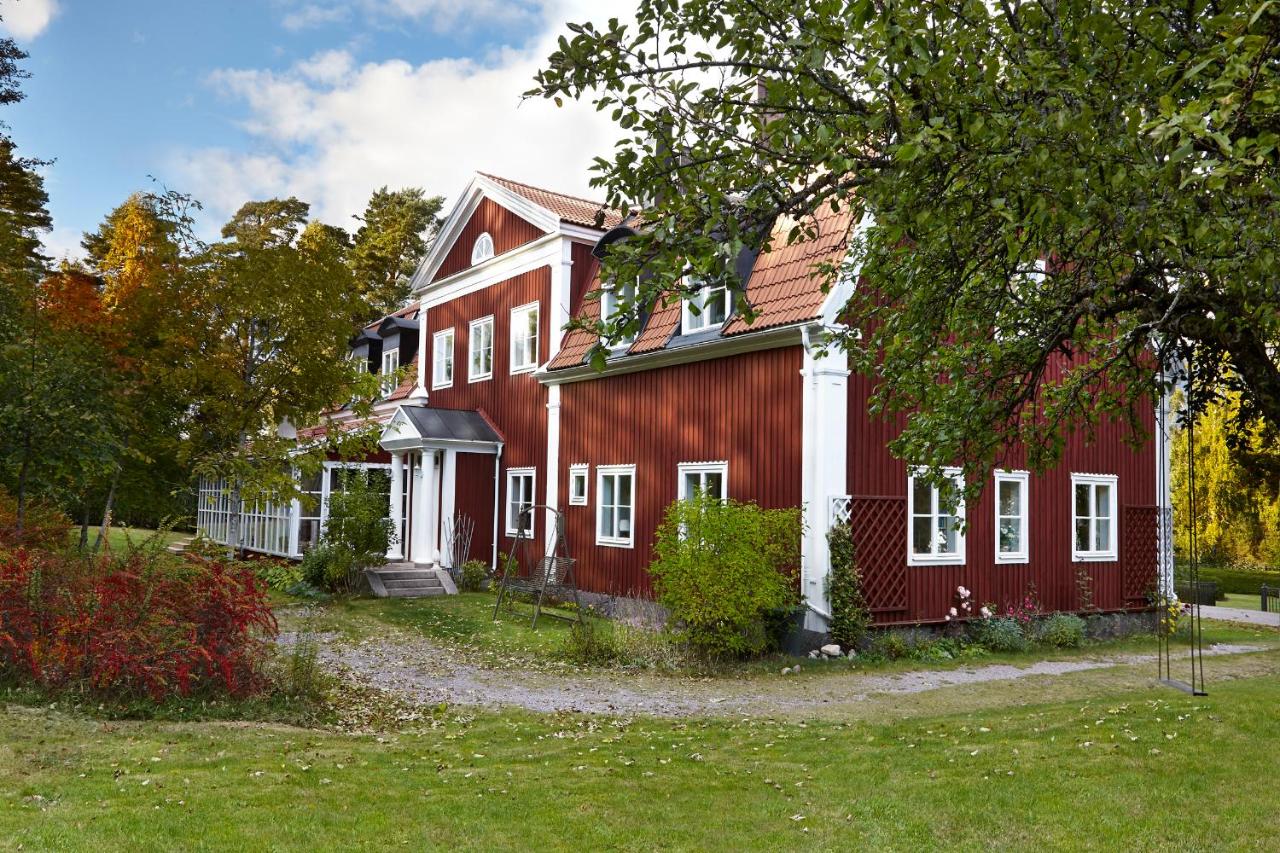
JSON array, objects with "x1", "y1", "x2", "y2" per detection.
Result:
[
  {"x1": 908, "y1": 554, "x2": 965, "y2": 567},
  {"x1": 568, "y1": 498, "x2": 588, "y2": 507},
  {"x1": 509, "y1": 364, "x2": 537, "y2": 375},
  {"x1": 1072, "y1": 552, "x2": 1118, "y2": 563},
  {"x1": 596, "y1": 537, "x2": 634, "y2": 549},
  {"x1": 995, "y1": 553, "x2": 1029, "y2": 564},
  {"x1": 431, "y1": 381, "x2": 453, "y2": 391},
  {"x1": 468, "y1": 374, "x2": 493, "y2": 384}
]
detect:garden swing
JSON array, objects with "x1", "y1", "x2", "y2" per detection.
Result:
[
  {"x1": 491, "y1": 504, "x2": 584, "y2": 629},
  {"x1": 1157, "y1": 349, "x2": 1207, "y2": 696}
]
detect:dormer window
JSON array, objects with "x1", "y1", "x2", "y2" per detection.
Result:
[
  {"x1": 471, "y1": 232, "x2": 495, "y2": 264},
  {"x1": 601, "y1": 277, "x2": 637, "y2": 348},
  {"x1": 681, "y1": 278, "x2": 730, "y2": 333},
  {"x1": 380, "y1": 347, "x2": 400, "y2": 396}
]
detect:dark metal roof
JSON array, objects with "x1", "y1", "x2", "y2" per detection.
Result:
[
  {"x1": 377, "y1": 316, "x2": 420, "y2": 337},
  {"x1": 402, "y1": 406, "x2": 503, "y2": 444}
]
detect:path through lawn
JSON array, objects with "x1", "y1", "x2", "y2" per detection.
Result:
[{"x1": 309, "y1": 627, "x2": 1277, "y2": 719}]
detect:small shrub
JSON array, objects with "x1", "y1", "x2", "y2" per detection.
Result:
[
  {"x1": 611, "y1": 622, "x2": 689, "y2": 670},
  {"x1": 1037, "y1": 613, "x2": 1087, "y2": 648},
  {"x1": 311, "y1": 469, "x2": 396, "y2": 593},
  {"x1": 970, "y1": 616, "x2": 1029, "y2": 653},
  {"x1": 256, "y1": 559, "x2": 304, "y2": 592},
  {"x1": 0, "y1": 488, "x2": 71, "y2": 549},
  {"x1": 649, "y1": 494, "x2": 802, "y2": 658},
  {"x1": 826, "y1": 523, "x2": 870, "y2": 649},
  {"x1": 276, "y1": 608, "x2": 327, "y2": 701},
  {"x1": 458, "y1": 559, "x2": 489, "y2": 593},
  {"x1": 300, "y1": 543, "x2": 352, "y2": 592},
  {"x1": 874, "y1": 631, "x2": 910, "y2": 660},
  {"x1": 559, "y1": 619, "x2": 620, "y2": 666}
]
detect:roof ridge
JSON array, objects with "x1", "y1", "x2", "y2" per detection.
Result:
[{"x1": 477, "y1": 172, "x2": 612, "y2": 211}]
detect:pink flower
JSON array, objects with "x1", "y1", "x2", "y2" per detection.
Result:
[{"x1": 949, "y1": 607, "x2": 958, "y2": 617}]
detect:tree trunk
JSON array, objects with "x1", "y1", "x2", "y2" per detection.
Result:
[
  {"x1": 79, "y1": 501, "x2": 92, "y2": 551},
  {"x1": 92, "y1": 465, "x2": 121, "y2": 555},
  {"x1": 14, "y1": 428, "x2": 31, "y2": 536}
]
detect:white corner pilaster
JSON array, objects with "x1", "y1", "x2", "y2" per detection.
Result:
[
  {"x1": 387, "y1": 452, "x2": 405, "y2": 560},
  {"x1": 409, "y1": 304, "x2": 429, "y2": 404},
  {"x1": 800, "y1": 325, "x2": 850, "y2": 631},
  {"x1": 439, "y1": 448, "x2": 457, "y2": 567},
  {"x1": 548, "y1": 237, "x2": 574, "y2": 357},
  {"x1": 544, "y1": 385, "x2": 562, "y2": 552}
]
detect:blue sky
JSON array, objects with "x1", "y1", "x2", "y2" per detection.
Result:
[{"x1": 1, "y1": 0, "x2": 622, "y2": 258}]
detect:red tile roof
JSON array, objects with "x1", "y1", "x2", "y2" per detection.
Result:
[
  {"x1": 547, "y1": 203, "x2": 855, "y2": 370},
  {"x1": 480, "y1": 173, "x2": 625, "y2": 230}
]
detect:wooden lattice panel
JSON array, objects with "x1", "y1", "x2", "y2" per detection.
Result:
[
  {"x1": 1123, "y1": 505, "x2": 1160, "y2": 604},
  {"x1": 849, "y1": 496, "x2": 909, "y2": 614}
]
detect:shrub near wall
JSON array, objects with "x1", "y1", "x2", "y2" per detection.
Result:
[
  {"x1": 0, "y1": 547, "x2": 276, "y2": 700},
  {"x1": 649, "y1": 494, "x2": 802, "y2": 658}
]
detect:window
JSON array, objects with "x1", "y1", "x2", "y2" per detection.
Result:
[
  {"x1": 677, "y1": 461, "x2": 728, "y2": 502},
  {"x1": 601, "y1": 278, "x2": 637, "y2": 348},
  {"x1": 468, "y1": 316, "x2": 493, "y2": 382},
  {"x1": 510, "y1": 302, "x2": 539, "y2": 373},
  {"x1": 1072, "y1": 473, "x2": 1117, "y2": 561},
  {"x1": 568, "y1": 464, "x2": 588, "y2": 506},
  {"x1": 681, "y1": 278, "x2": 730, "y2": 333},
  {"x1": 432, "y1": 329, "x2": 454, "y2": 389},
  {"x1": 380, "y1": 347, "x2": 400, "y2": 396},
  {"x1": 994, "y1": 470, "x2": 1029, "y2": 563},
  {"x1": 907, "y1": 467, "x2": 965, "y2": 565},
  {"x1": 505, "y1": 468, "x2": 536, "y2": 536},
  {"x1": 596, "y1": 465, "x2": 635, "y2": 547},
  {"x1": 471, "y1": 232, "x2": 495, "y2": 264}
]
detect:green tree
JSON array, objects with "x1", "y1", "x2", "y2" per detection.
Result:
[
  {"x1": 183, "y1": 199, "x2": 381, "y2": 554},
  {"x1": 533, "y1": 0, "x2": 1280, "y2": 481},
  {"x1": 349, "y1": 187, "x2": 443, "y2": 315}
]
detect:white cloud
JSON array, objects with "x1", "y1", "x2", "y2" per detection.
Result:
[
  {"x1": 280, "y1": 4, "x2": 349, "y2": 31},
  {"x1": 278, "y1": 0, "x2": 540, "y2": 33},
  {"x1": 0, "y1": 0, "x2": 59, "y2": 41},
  {"x1": 41, "y1": 225, "x2": 85, "y2": 264},
  {"x1": 175, "y1": 0, "x2": 628, "y2": 232}
]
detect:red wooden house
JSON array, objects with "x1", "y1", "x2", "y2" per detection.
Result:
[{"x1": 198, "y1": 171, "x2": 1173, "y2": 629}]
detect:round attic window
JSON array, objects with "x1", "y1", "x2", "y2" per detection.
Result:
[{"x1": 471, "y1": 232, "x2": 495, "y2": 264}]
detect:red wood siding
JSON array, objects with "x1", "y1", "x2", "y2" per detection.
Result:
[
  {"x1": 454, "y1": 451, "x2": 497, "y2": 564},
  {"x1": 425, "y1": 266, "x2": 551, "y2": 552},
  {"x1": 432, "y1": 198, "x2": 545, "y2": 282},
  {"x1": 846, "y1": 366, "x2": 1158, "y2": 624},
  {"x1": 558, "y1": 346, "x2": 804, "y2": 596}
]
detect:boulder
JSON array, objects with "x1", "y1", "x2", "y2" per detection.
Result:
[{"x1": 820, "y1": 643, "x2": 842, "y2": 658}]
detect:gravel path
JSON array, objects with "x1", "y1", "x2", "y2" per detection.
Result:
[{"x1": 300, "y1": 632, "x2": 1267, "y2": 718}]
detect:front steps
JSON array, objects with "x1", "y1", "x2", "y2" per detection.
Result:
[{"x1": 366, "y1": 563, "x2": 458, "y2": 598}]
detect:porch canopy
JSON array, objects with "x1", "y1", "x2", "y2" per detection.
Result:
[{"x1": 379, "y1": 404, "x2": 503, "y2": 453}]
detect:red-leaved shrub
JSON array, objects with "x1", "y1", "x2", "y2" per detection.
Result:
[
  {"x1": 0, "y1": 488, "x2": 72, "y2": 550},
  {"x1": 0, "y1": 547, "x2": 277, "y2": 701}
]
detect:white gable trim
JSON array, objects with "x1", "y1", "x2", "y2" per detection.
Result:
[{"x1": 409, "y1": 174, "x2": 562, "y2": 294}]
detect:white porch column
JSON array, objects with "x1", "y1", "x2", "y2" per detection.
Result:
[
  {"x1": 800, "y1": 326, "x2": 850, "y2": 631},
  {"x1": 387, "y1": 452, "x2": 405, "y2": 560},
  {"x1": 439, "y1": 449, "x2": 457, "y2": 567},
  {"x1": 410, "y1": 450, "x2": 439, "y2": 565}
]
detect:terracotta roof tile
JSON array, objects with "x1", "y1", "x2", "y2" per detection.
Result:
[
  {"x1": 628, "y1": 296, "x2": 681, "y2": 354},
  {"x1": 480, "y1": 173, "x2": 625, "y2": 230},
  {"x1": 547, "y1": 295, "x2": 602, "y2": 370}
]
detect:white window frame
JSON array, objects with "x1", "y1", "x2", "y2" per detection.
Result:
[
  {"x1": 432, "y1": 328, "x2": 454, "y2": 389},
  {"x1": 681, "y1": 278, "x2": 730, "y2": 334},
  {"x1": 1071, "y1": 473, "x2": 1118, "y2": 562},
  {"x1": 568, "y1": 463, "x2": 589, "y2": 506},
  {"x1": 471, "y1": 232, "x2": 495, "y2": 264},
  {"x1": 677, "y1": 461, "x2": 728, "y2": 502},
  {"x1": 380, "y1": 346, "x2": 400, "y2": 396},
  {"x1": 601, "y1": 277, "x2": 637, "y2": 348},
  {"x1": 505, "y1": 467, "x2": 536, "y2": 537},
  {"x1": 993, "y1": 470, "x2": 1029, "y2": 564},
  {"x1": 468, "y1": 315, "x2": 493, "y2": 382},
  {"x1": 596, "y1": 464, "x2": 636, "y2": 548},
  {"x1": 509, "y1": 301, "x2": 540, "y2": 374},
  {"x1": 907, "y1": 467, "x2": 966, "y2": 566}
]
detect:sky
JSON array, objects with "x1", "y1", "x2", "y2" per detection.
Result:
[{"x1": 0, "y1": 0, "x2": 627, "y2": 259}]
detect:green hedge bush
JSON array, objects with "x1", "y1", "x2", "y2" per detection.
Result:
[
  {"x1": 826, "y1": 523, "x2": 871, "y2": 650},
  {"x1": 1180, "y1": 564, "x2": 1280, "y2": 595},
  {"x1": 969, "y1": 617, "x2": 1029, "y2": 653},
  {"x1": 650, "y1": 493, "x2": 802, "y2": 658},
  {"x1": 1037, "y1": 613, "x2": 1087, "y2": 648}
]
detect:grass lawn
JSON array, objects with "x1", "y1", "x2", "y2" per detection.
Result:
[
  {"x1": 2, "y1": 660, "x2": 1278, "y2": 850},
  {"x1": 65, "y1": 526, "x2": 189, "y2": 555},
  {"x1": 1217, "y1": 592, "x2": 1269, "y2": 611}
]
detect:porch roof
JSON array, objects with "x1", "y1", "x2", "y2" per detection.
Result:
[{"x1": 398, "y1": 405, "x2": 503, "y2": 445}]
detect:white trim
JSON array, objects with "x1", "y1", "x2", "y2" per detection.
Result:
[
  {"x1": 993, "y1": 469, "x2": 1030, "y2": 564},
  {"x1": 540, "y1": 323, "x2": 803, "y2": 385},
  {"x1": 1071, "y1": 472, "x2": 1119, "y2": 562},
  {"x1": 680, "y1": 278, "x2": 729, "y2": 334},
  {"x1": 509, "y1": 301, "x2": 540, "y2": 374},
  {"x1": 544, "y1": 384, "x2": 561, "y2": 551},
  {"x1": 568, "y1": 463, "x2": 589, "y2": 506},
  {"x1": 677, "y1": 461, "x2": 728, "y2": 501},
  {"x1": 470, "y1": 231, "x2": 495, "y2": 264},
  {"x1": 595, "y1": 464, "x2": 636, "y2": 548},
  {"x1": 504, "y1": 467, "x2": 536, "y2": 537},
  {"x1": 468, "y1": 315, "x2": 494, "y2": 383},
  {"x1": 380, "y1": 347, "x2": 400, "y2": 397},
  {"x1": 431, "y1": 328, "x2": 455, "y2": 389},
  {"x1": 420, "y1": 234, "x2": 561, "y2": 307},
  {"x1": 907, "y1": 466, "x2": 966, "y2": 566}
]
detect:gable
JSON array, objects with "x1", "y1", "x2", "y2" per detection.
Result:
[{"x1": 431, "y1": 197, "x2": 546, "y2": 283}]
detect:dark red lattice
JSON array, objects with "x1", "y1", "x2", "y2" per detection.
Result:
[
  {"x1": 849, "y1": 496, "x2": 909, "y2": 615},
  {"x1": 1123, "y1": 505, "x2": 1160, "y2": 604}
]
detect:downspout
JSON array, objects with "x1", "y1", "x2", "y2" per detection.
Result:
[{"x1": 491, "y1": 444, "x2": 504, "y2": 574}]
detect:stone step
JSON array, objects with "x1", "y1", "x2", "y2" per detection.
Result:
[
  {"x1": 375, "y1": 569, "x2": 441, "y2": 582},
  {"x1": 387, "y1": 586, "x2": 446, "y2": 598},
  {"x1": 383, "y1": 578, "x2": 443, "y2": 591}
]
